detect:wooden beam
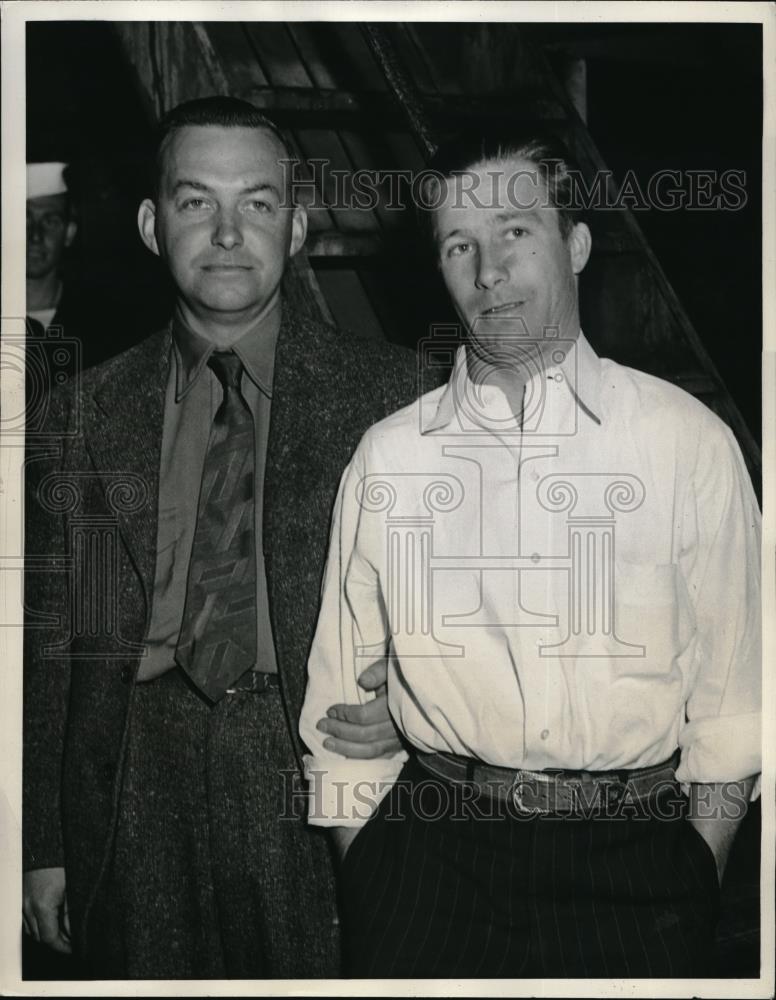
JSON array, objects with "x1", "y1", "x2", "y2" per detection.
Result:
[
  {"x1": 238, "y1": 85, "x2": 565, "y2": 126},
  {"x1": 112, "y1": 22, "x2": 229, "y2": 119}
]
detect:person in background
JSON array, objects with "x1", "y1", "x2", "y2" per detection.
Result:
[{"x1": 26, "y1": 161, "x2": 78, "y2": 335}]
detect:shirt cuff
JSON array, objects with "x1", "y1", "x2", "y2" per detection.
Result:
[
  {"x1": 677, "y1": 712, "x2": 761, "y2": 789},
  {"x1": 303, "y1": 752, "x2": 407, "y2": 828}
]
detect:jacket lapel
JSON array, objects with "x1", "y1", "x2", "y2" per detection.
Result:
[
  {"x1": 264, "y1": 309, "x2": 337, "y2": 749},
  {"x1": 87, "y1": 327, "x2": 171, "y2": 615}
]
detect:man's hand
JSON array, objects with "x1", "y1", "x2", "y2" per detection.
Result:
[
  {"x1": 317, "y1": 660, "x2": 401, "y2": 759},
  {"x1": 331, "y1": 826, "x2": 361, "y2": 862},
  {"x1": 23, "y1": 867, "x2": 72, "y2": 954}
]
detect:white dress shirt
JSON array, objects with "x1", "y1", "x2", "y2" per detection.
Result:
[{"x1": 300, "y1": 332, "x2": 761, "y2": 827}]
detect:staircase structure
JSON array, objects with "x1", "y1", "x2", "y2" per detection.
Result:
[{"x1": 113, "y1": 20, "x2": 761, "y2": 484}]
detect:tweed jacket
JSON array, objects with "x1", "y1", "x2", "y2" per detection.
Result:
[{"x1": 23, "y1": 307, "x2": 426, "y2": 952}]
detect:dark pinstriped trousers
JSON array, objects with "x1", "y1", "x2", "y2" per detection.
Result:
[
  {"x1": 85, "y1": 668, "x2": 339, "y2": 979},
  {"x1": 340, "y1": 756, "x2": 720, "y2": 978}
]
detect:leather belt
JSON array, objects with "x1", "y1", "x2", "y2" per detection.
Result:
[
  {"x1": 225, "y1": 670, "x2": 280, "y2": 695},
  {"x1": 416, "y1": 749, "x2": 681, "y2": 816}
]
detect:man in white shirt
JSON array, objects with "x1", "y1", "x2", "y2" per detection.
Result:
[{"x1": 300, "y1": 130, "x2": 761, "y2": 978}]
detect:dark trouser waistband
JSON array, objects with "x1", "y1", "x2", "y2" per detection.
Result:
[{"x1": 415, "y1": 749, "x2": 681, "y2": 816}]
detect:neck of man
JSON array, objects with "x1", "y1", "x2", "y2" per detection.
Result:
[
  {"x1": 27, "y1": 272, "x2": 62, "y2": 313},
  {"x1": 465, "y1": 347, "x2": 527, "y2": 419},
  {"x1": 464, "y1": 317, "x2": 582, "y2": 420},
  {"x1": 175, "y1": 292, "x2": 282, "y2": 350}
]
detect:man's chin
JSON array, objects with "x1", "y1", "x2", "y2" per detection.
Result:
[
  {"x1": 26, "y1": 261, "x2": 54, "y2": 280},
  {"x1": 196, "y1": 293, "x2": 263, "y2": 315},
  {"x1": 188, "y1": 292, "x2": 282, "y2": 325}
]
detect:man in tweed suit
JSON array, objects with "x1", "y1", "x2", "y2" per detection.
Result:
[{"x1": 22, "y1": 97, "x2": 414, "y2": 978}]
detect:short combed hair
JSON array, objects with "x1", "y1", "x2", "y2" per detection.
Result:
[
  {"x1": 152, "y1": 95, "x2": 292, "y2": 197},
  {"x1": 419, "y1": 127, "x2": 584, "y2": 250}
]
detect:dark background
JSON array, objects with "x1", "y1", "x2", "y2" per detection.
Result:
[{"x1": 26, "y1": 20, "x2": 762, "y2": 440}]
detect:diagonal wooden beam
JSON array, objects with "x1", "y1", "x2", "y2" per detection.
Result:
[{"x1": 359, "y1": 24, "x2": 437, "y2": 158}]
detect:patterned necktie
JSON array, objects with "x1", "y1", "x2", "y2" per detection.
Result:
[{"x1": 175, "y1": 351, "x2": 257, "y2": 701}]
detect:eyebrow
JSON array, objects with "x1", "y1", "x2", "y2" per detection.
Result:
[
  {"x1": 494, "y1": 209, "x2": 540, "y2": 224},
  {"x1": 437, "y1": 227, "x2": 469, "y2": 244},
  {"x1": 171, "y1": 180, "x2": 282, "y2": 199},
  {"x1": 437, "y1": 207, "x2": 543, "y2": 243}
]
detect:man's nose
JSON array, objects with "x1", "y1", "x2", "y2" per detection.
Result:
[
  {"x1": 211, "y1": 209, "x2": 244, "y2": 251},
  {"x1": 474, "y1": 247, "x2": 508, "y2": 290}
]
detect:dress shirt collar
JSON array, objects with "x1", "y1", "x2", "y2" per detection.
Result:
[
  {"x1": 422, "y1": 329, "x2": 602, "y2": 435},
  {"x1": 171, "y1": 298, "x2": 281, "y2": 402}
]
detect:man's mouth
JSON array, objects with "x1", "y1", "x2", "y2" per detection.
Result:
[
  {"x1": 201, "y1": 263, "x2": 253, "y2": 271},
  {"x1": 480, "y1": 301, "x2": 525, "y2": 316}
]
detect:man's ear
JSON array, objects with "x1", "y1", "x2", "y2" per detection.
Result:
[
  {"x1": 288, "y1": 204, "x2": 308, "y2": 258},
  {"x1": 568, "y1": 221, "x2": 592, "y2": 275},
  {"x1": 137, "y1": 198, "x2": 160, "y2": 257},
  {"x1": 64, "y1": 219, "x2": 78, "y2": 249}
]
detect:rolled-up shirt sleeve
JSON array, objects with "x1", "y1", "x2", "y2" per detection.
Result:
[
  {"x1": 300, "y1": 434, "x2": 407, "y2": 828},
  {"x1": 676, "y1": 422, "x2": 761, "y2": 787}
]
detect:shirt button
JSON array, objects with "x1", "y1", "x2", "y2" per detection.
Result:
[
  {"x1": 531, "y1": 552, "x2": 541, "y2": 564},
  {"x1": 554, "y1": 373, "x2": 564, "y2": 383},
  {"x1": 540, "y1": 729, "x2": 550, "y2": 740}
]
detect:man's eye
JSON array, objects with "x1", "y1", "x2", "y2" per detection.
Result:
[
  {"x1": 181, "y1": 198, "x2": 209, "y2": 210},
  {"x1": 446, "y1": 242, "x2": 471, "y2": 258},
  {"x1": 507, "y1": 227, "x2": 526, "y2": 239},
  {"x1": 28, "y1": 214, "x2": 65, "y2": 233},
  {"x1": 248, "y1": 200, "x2": 272, "y2": 213}
]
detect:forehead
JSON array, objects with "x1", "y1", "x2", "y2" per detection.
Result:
[
  {"x1": 433, "y1": 156, "x2": 552, "y2": 230},
  {"x1": 27, "y1": 193, "x2": 68, "y2": 215},
  {"x1": 159, "y1": 125, "x2": 288, "y2": 190}
]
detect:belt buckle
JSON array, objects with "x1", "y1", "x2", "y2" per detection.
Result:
[
  {"x1": 226, "y1": 671, "x2": 267, "y2": 695},
  {"x1": 511, "y1": 770, "x2": 545, "y2": 816},
  {"x1": 605, "y1": 778, "x2": 626, "y2": 807}
]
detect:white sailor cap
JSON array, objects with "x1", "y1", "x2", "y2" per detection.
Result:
[{"x1": 27, "y1": 162, "x2": 69, "y2": 200}]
